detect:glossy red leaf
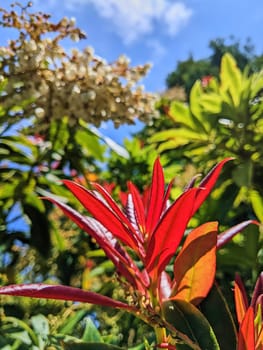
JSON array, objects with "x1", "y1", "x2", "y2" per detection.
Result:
[
  {"x1": 92, "y1": 182, "x2": 141, "y2": 240},
  {"x1": 63, "y1": 180, "x2": 138, "y2": 251},
  {"x1": 128, "y1": 181, "x2": 146, "y2": 237},
  {"x1": 234, "y1": 274, "x2": 249, "y2": 325},
  {"x1": 217, "y1": 220, "x2": 259, "y2": 249},
  {"x1": 238, "y1": 307, "x2": 255, "y2": 350},
  {"x1": 146, "y1": 188, "x2": 198, "y2": 277},
  {"x1": 43, "y1": 198, "x2": 143, "y2": 289},
  {"x1": 145, "y1": 158, "x2": 165, "y2": 235},
  {"x1": 0, "y1": 284, "x2": 134, "y2": 310},
  {"x1": 171, "y1": 222, "x2": 217, "y2": 305},
  {"x1": 192, "y1": 158, "x2": 233, "y2": 215}
]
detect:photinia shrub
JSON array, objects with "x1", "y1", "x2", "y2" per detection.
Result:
[{"x1": 0, "y1": 158, "x2": 259, "y2": 349}]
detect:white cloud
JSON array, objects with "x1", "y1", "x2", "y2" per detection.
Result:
[{"x1": 63, "y1": 0, "x2": 193, "y2": 44}]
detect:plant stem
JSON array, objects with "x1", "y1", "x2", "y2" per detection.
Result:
[{"x1": 155, "y1": 326, "x2": 167, "y2": 349}]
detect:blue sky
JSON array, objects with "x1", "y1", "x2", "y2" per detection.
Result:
[
  {"x1": 1, "y1": 0, "x2": 263, "y2": 141},
  {"x1": 28, "y1": 0, "x2": 263, "y2": 92}
]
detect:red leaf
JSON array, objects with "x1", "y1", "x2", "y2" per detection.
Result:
[
  {"x1": 234, "y1": 274, "x2": 249, "y2": 324},
  {"x1": 128, "y1": 181, "x2": 146, "y2": 237},
  {"x1": 63, "y1": 180, "x2": 138, "y2": 251},
  {"x1": 0, "y1": 284, "x2": 133, "y2": 310},
  {"x1": 43, "y1": 198, "x2": 143, "y2": 289},
  {"x1": 146, "y1": 188, "x2": 198, "y2": 277},
  {"x1": 192, "y1": 158, "x2": 233, "y2": 215},
  {"x1": 92, "y1": 182, "x2": 140, "y2": 238},
  {"x1": 238, "y1": 307, "x2": 255, "y2": 350},
  {"x1": 171, "y1": 222, "x2": 217, "y2": 305},
  {"x1": 251, "y1": 271, "x2": 263, "y2": 311},
  {"x1": 217, "y1": 220, "x2": 259, "y2": 249},
  {"x1": 145, "y1": 158, "x2": 165, "y2": 235}
]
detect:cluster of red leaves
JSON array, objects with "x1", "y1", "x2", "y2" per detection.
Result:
[
  {"x1": 0, "y1": 158, "x2": 258, "y2": 344},
  {"x1": 235, "y1": 273, "x2": 263, "y2": 350}
]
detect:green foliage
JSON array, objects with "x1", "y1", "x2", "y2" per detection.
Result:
[
  {"x1": 166, "y1": 36, "x2": 262, "y2": 98},
  {"x1": 151, "y1": 53, "x2": 263, "y2": 285},
  {"x1": 163, "y1": 299, "x2": 220, "y2": 350}
]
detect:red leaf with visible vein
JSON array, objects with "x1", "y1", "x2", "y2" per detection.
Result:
[
  {"x1": 145, "y1": 158, "x2": 165, "y2": 235},
  {"x1": 238, "y1": 307, "x2": 255, "y2": 350},
  {"x1": 63, "y1": 180, "x2": 138, "y2": 251},
  {"x1": 128, "y1": 182, "x2": 146, "y2": 236},
  {"x1": 217, "y1": 220, "x2": 259, "y2": 249},
  {"x1": 146, "y1": 188, "x2": 198, "y2": 277},
  {"x1": 92, "y1": 182, "x2": 140, "y2": 240},
  {"x1": 171, "y1": 222, "x2": 217, "y2": 305},
  {"x1": 0, "y1": 284, "x2": 133, "y2": 310},
  {"x1": 43, "y1": 198, "x2": 143, "y2": 289},
  {"x1": 192, "y1": 158, "x2": 233, "y2": 215},
  {"x1": 234, "y1": 274, "x2": 249, "y2": 324}
]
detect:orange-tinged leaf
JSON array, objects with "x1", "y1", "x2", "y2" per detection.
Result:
[
  {"x1": 234, "y1": 274, "x2": 249, "y2": 324},
  {"x1": 256, "y1": 325, "x2": 263, "y2": 350},
  {"x1": 171, "y1": 222, "x2": 218, "y2": 305},
  {"x1": 238, "y1": 307, "x2": 255, "y2": 350}
]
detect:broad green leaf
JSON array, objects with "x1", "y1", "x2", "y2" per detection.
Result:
[
  {"x1": 151, "y1": 129, "x2": 206, "y2": 143},
  {"x1": 162, "y1": 299, "x2": 220, "y2": 350},
  {"x1": 200, "y1": 284, "x2": 238, "y2": 350},
  {"x1": 232, "y1": 161, "x2": 253, "y2": 188},
  {"x1": 82, "y1": 317, "x2": 102, "y2": 343},
  {"x1": 220, "y1": 53, "x2": 242, "y2": 107},
  {"x1": 201, "y1": 94, "x2": 222, "y2": 114},
  {"x1": 30, "y1": 314, "x2": 49, "y2": 337},
  {"x1": 190, "y1": 81, "x2": 212, "y2": 133},
  {"x1": 171, "y1": 222, "x2": 217, "y2": 305},
  {"x1": 169, "y1": 101, "x2": 194, "y2": 129},
  {"x1": 76, "y1": 128, "x2": 105, "y2": 161},
  {"x1": 250, "y1": 189, "x2": 263, "y2": 222}
]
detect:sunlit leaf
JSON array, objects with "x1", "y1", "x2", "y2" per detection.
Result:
[
  {"x1": 171, "y1": 222, "x2": 217, "y2": 305},
  {"x1": 237, "y1": 307, "x2": 255, "y2": 350},
  {"x1": 63, "y1": 180, "x2": 138, "y2": 250},
  {"x1": 162, "y1": 299, "x2": 220, "y2": 349},
  {"x1": 234, "y1": 274, "x2": 249, "y2": 324}
]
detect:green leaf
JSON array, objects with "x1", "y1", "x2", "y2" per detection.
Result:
[
  {"x1": 62, "y1": 342, "x2": 124, "y2": 350},
  {"x1": 250, "y1": 189, "x2": 263, "y2": 222},
  {"x1": 30, "y1": 314, "x2": 50, "y2": 337},
  {"x1": 200, "y1": 284, "x2": 237, "y2": 350},
  {"x1": 58, "y1": 310, "x2": 87, "y2": 335},
  {"x1": 220, "y1": 53, "x2": 242, "y2": 107},
  {"x1": 162, "y1": 299, "x2": 220, "y2": 350},
  {"x1": 82, "y1": 317, "x2": 102, "y2": 343}
]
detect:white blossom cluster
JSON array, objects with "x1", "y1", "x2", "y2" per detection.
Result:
[{"x1": 0, "y1": 3, "x2": 157, "y2": 134}]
